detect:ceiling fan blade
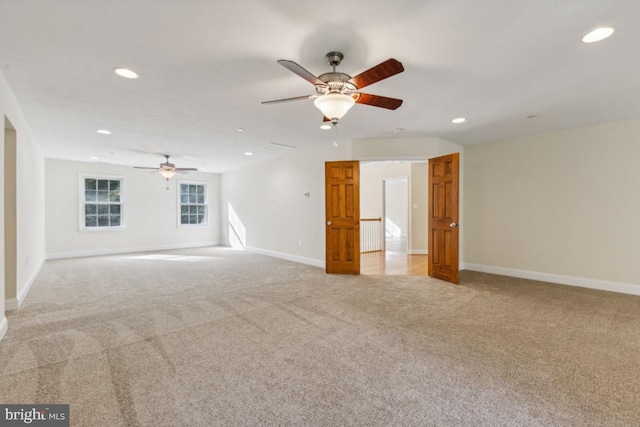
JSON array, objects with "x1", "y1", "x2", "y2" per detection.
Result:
[
  {"x1": 356, "y1": 93, "x2": 403, "y2": 110},
  {"x1": 175, "y1": 168, "x2": 199, "y2": 172},
  {"x1": 277, "y1": 60, "x2": 324, "y2": 85},
  {"x1": 262, "y1": 95, "x2": 314, "y2": 105},
  {"x1": 349, "y1": 58, "x2": 404, "y2": 90},
  {"x1": 134, "y1": 166, "x2": 159, "y2": 170}
]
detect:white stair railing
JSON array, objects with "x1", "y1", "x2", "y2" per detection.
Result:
[{"x1": 360, "y1": 217, "x2": 383, "y2": 253}]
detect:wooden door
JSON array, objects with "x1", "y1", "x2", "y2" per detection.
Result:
[
  {"x1": 325, "y1": 161, "x2": 360, "y2": 274},
  {"x1": 428, "y1": 153, "x2": 459, "y2": 283}
]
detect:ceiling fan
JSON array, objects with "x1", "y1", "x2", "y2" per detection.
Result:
[
  {"x1": 262, "y1": 51, "x2": 404, "y2": 124},
  {"x1": 134, "y1": 155, "x2": 198, "y2": 180}
]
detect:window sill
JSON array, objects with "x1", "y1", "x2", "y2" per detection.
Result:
[{"x1": 80, "y1": 226, "x2": 127, "y2": 232}]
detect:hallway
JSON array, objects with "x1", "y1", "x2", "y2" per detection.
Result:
[{"x1": 361, "y1": 241, "x2": 428, "y2": 276}]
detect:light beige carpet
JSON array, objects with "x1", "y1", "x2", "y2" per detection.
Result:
[{"x1": 1, "y1": 247, "x2": 639, "y2": 426}]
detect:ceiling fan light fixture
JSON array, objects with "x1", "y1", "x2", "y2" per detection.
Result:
[
  {"x1": 314, "y1": 93, "x2": 356, "y2": 123},
  {"x1": 159, "y1": 169, "x2": 176, "y2": 180}
]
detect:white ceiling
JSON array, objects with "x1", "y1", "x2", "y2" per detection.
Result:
[{"x1": 1, "y1": 0, "x2": 639, "y2": 173}]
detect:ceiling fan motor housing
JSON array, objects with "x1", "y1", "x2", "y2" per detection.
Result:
[
  {"x1": 161, "y1": 155, "x2": 175, "y2": 169},
  {"x1": 318, "y1": 52, "x2": 357, "y2": 94},
  {"x1": 316, "y1": 72, "x2": 355, "y2": 94}
]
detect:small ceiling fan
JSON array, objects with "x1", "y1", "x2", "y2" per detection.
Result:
[
  {"x1": 262, "y1": 51, "x2": 404, "y2": 124},
  {"x1": 134, "y1": 155, "x2": 198, "y2": 180}
]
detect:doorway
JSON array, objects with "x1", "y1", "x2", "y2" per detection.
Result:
[
  {"x1": 326, "y1": 155, "x2": 459, "y2": 281},
  {"x1": 359, "y1": 161, "x2": 428, "y2": 276},
  {"x1": 4, "y1": 117, "x2": 17, "y2": 308}
]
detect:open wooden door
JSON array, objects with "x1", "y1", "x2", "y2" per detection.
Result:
[
  {"x1": 325, "y1": 161, "x2": 360, "y2": 274},
  {"x1": 428, "y1": 153, "x2": 459, "y2": 283}
]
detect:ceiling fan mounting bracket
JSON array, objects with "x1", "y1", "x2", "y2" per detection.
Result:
[{"x1": 325, "y1": 51, "x2": 344, "y2": 68}]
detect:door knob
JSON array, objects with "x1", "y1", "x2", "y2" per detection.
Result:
[
  {"x1": 449, "y1": 222, "x2": 458, "y2": 228},
  {"x1": 327, "y1": 221, "x2": 332, "y2": 226}
]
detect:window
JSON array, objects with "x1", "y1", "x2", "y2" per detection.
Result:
[
  {"x1": 81, "y1": 175, "x2": 123, "y2": 229},
  {"x1": 179, "y1": 182, "x2": 207, "y2": 226}
]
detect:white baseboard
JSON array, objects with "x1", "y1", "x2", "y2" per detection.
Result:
[
  {"x1": 246, "y1": 247, "x2": 324, "y2": 268},
  {"x1": 462, "y1": 263, "x2": 640, "y2": 296},
  {"x1": 5, "y1": 258, "x2": 45, "y2": 311},
  {"x1": 408, "y1": 249, "x2": 428, "y2": 255},
  {"x1": 0, "y1": 317, "x2": 7, "y2": 342},
  {"x1": 47, "y1": 241, "x2": 221, "y2": 260}
]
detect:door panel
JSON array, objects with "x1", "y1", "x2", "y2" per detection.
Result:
[
  {"x1": 325, "y1": 161, "x2": 360, "y2": 274},
  {"x1": 428, "y1": 153, "x2": 459, "y2": 283}
]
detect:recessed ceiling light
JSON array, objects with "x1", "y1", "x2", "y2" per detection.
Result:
[
  {"x1": 452, "y1": 117, "x2": 466, "y2": 124},
  {"x1": 237, "y1": 128, "x2": 245, "y2": 132},
  {"x1": 244, "y1": 152, "x2": 253, "y2": 156},
  {"x1": 392, "y1": 128, "x2": 404, "y2": 133},
  {"x1": 320, "y1": 124, "x2": 332, "y2": 130},
  {"x1": 96, "y1": 129, "x2": 111, "y2": 134},
  {"x1": 582, "y1": 27, "x2": 615, "y2": 43},
  {"x1": 113, "y1": 68, "x2": 139, "y2": 79},
  {"x1": 89, "y1": 156, "x2": 100, "y2": 160}
]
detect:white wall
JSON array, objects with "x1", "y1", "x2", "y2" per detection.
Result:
[
  {"x1": 221, "y1": 141, "x2": 352, "y2": 266},
  {"x1": 0, "y1": 117, "x2": 5, "y2": 338},
  {"x1": 16, "y1": 121, "x2": 45, "y2": 306},
  {"x1": 46, "y1": 159, "x2": 221, "y2": 258},
  {"x1": 360, "y1": 162, "x2": 421, "y2": 252},
  {"x1": 360, "y1": 162, "x2": 411, "y2": 219},
  {"x1": 385, "y1": 180, "x2": 408, "y2": 239},
  {"x1": 353, "y1": 137, "x2": 463, "y2": 161},
  {"x1": 464, "y1": 117, "x2": 640, "y2": 293},
  {"x1": 0, "y1": 70, "x2": 46, "y2": 320},
  {"x1": 410, "y1": 163, "x2": 428, "y2": 253}
]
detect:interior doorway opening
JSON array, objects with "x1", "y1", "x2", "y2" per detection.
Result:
[
  {"x1": 4, "y1": 117, "x2": 17, "y2": 309},
  {"x1": 359, "y1": 160, "x2": 428, "y2": 276},
  {"x1": 326, "y1": 152, "x2": 460, "y2": 282}
]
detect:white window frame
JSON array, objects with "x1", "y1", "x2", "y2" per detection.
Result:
[
  {"x1": 177, "y1": 180, "x2": 208, "y2": 227},
  {"x1": 79, "y1": 173, "x2": 125, "y2": 231}
]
